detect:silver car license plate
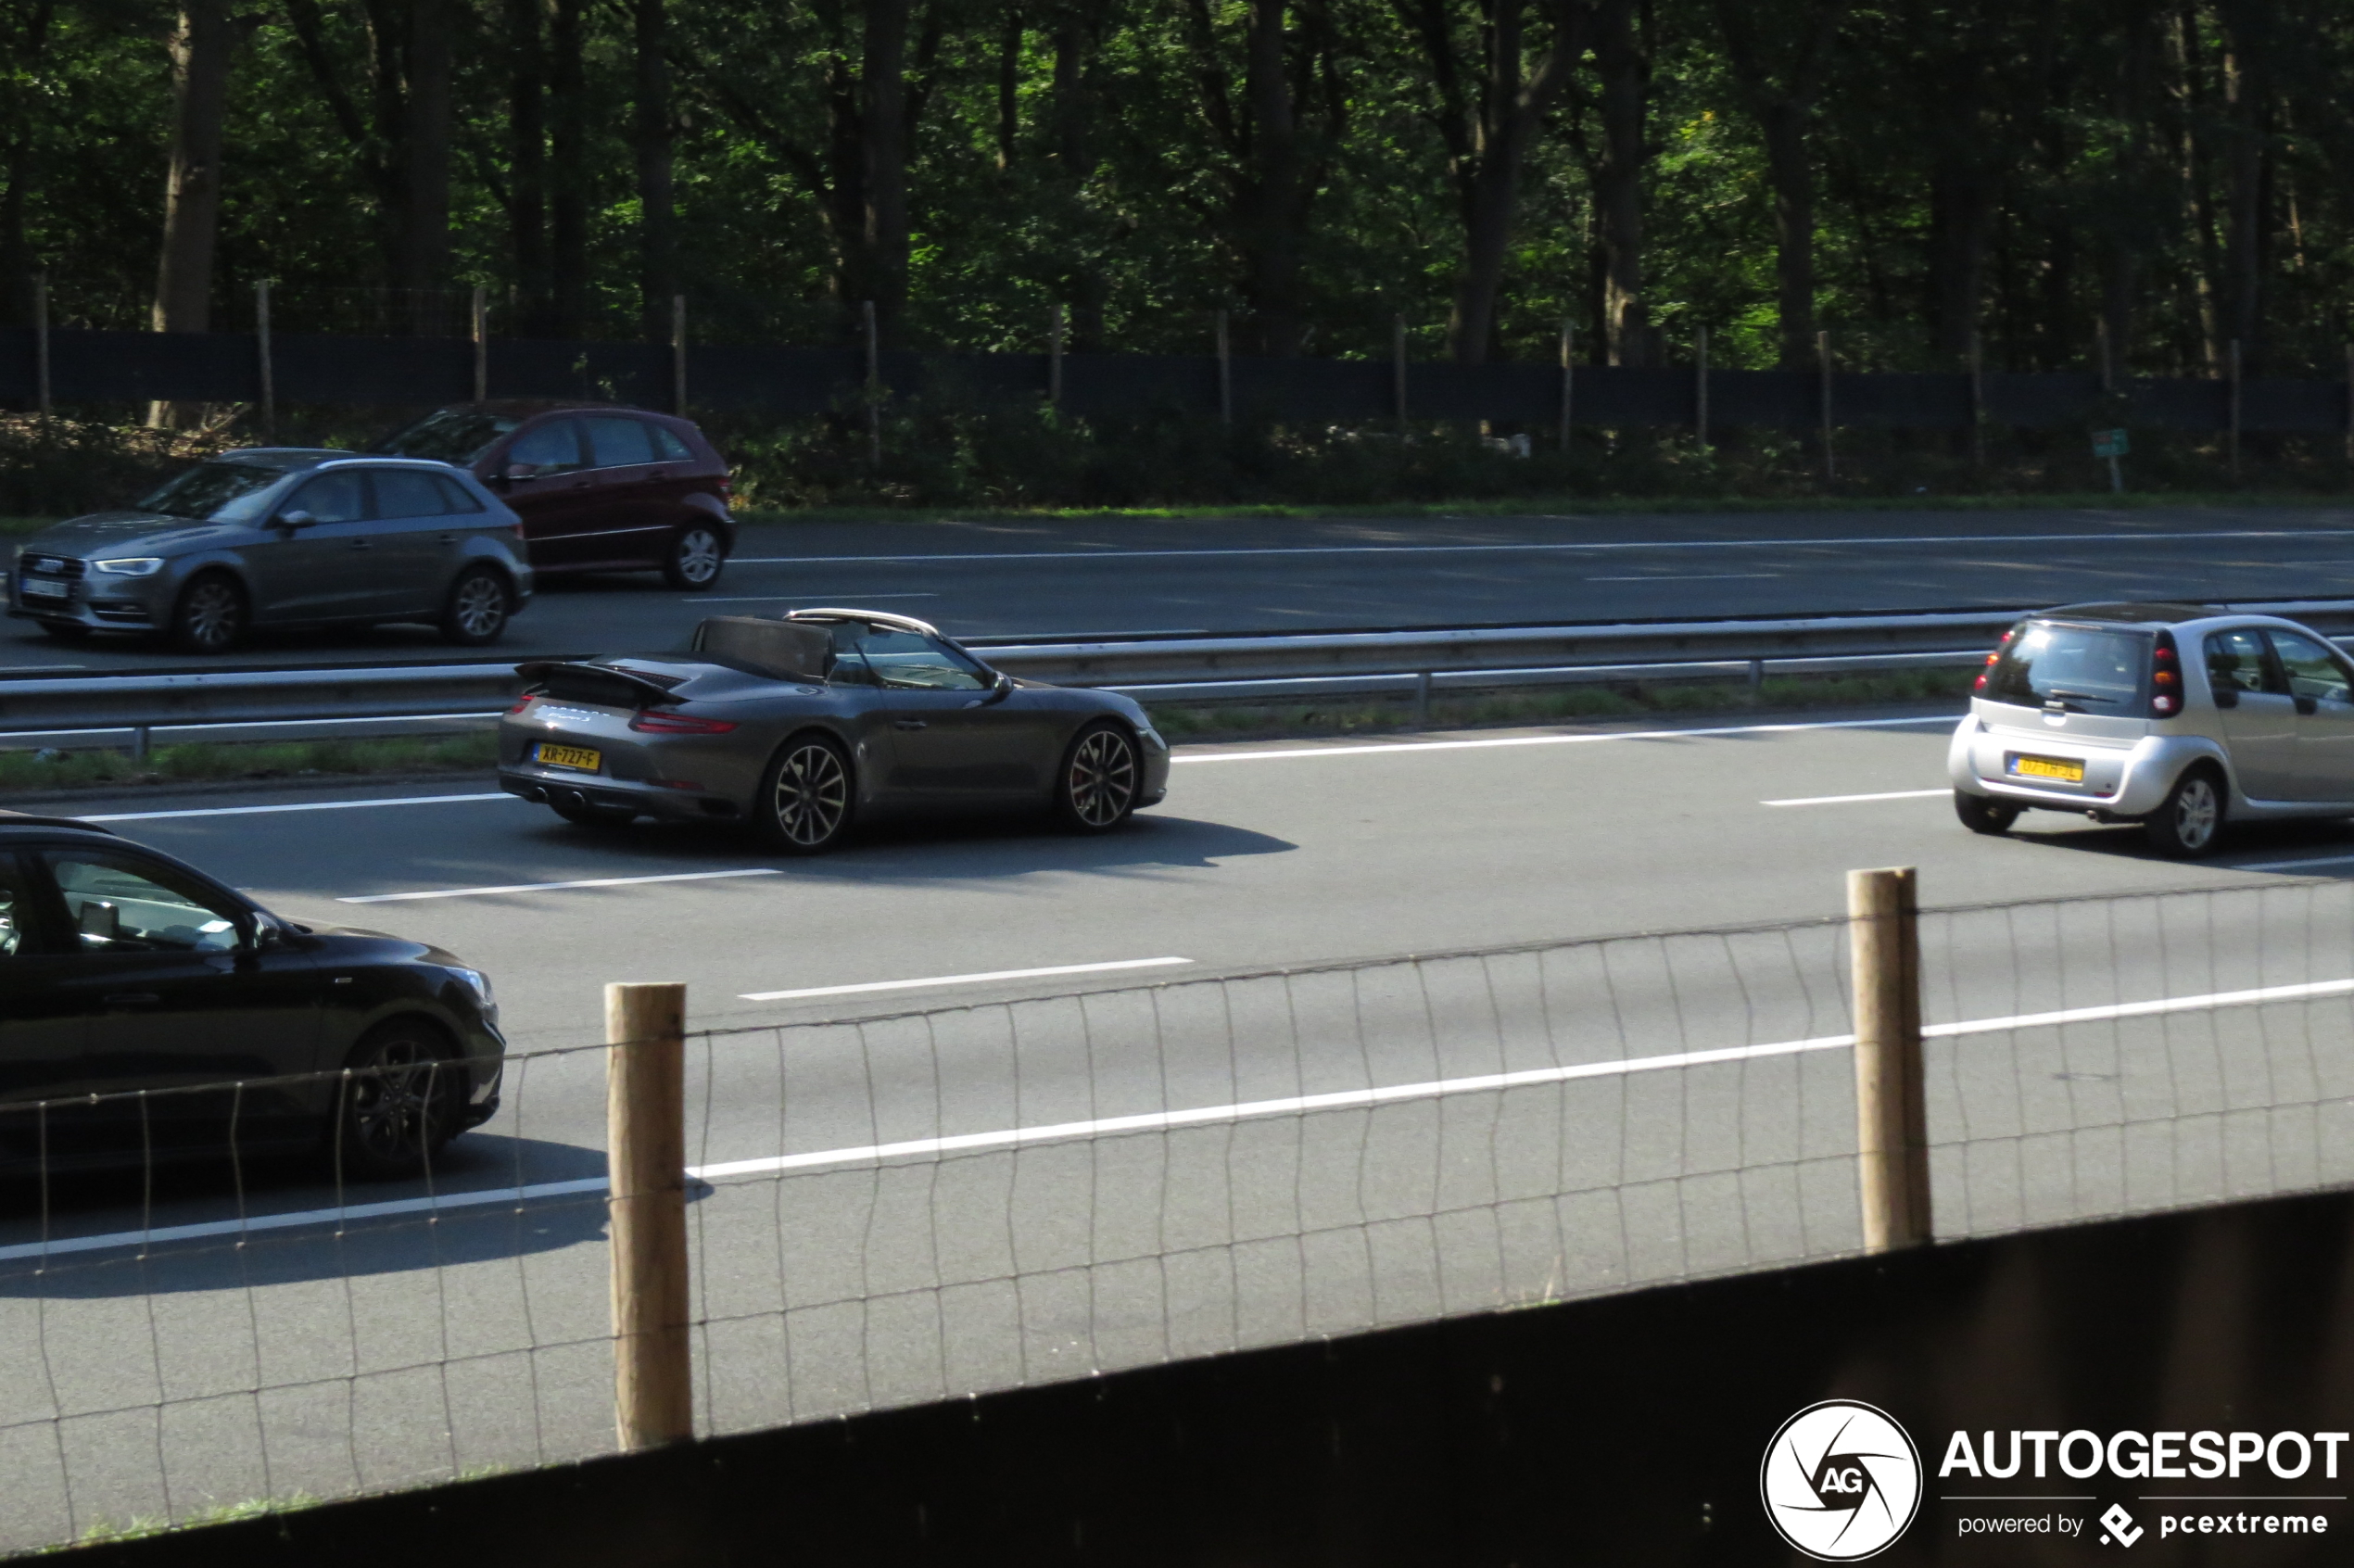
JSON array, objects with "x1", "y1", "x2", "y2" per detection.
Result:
[{"x1": 19, "y1": 576, "x2": 68, "y2": 601}]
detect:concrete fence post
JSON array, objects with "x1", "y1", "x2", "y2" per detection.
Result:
[
  {"x1": 471, "y1": 285, "x2": 488, "y2": 402},
  {"x1": 1848, "y1": 867, "x2": 1930, "y2": 1253},
  {"x1": 607, "y1": 980, "x2": 692, "y2": 1450}
]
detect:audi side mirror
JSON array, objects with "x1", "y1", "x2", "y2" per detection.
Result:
[
  {"x1": 275, "y1": 509, "x2": 316, "y2": 530},
  {"x1": 500, "y1": 462, "x2": 539, "y2": 483}
]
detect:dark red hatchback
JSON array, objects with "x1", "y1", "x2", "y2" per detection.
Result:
[{"x1": 372, "y1": 402, "x2": 736, "y2": 589}]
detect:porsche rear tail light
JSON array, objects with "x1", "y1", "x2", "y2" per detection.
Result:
[
  {"x1": 629, "y1": 709, "x2": 739, "y2": 735},
  {"x1": 2150, "y1": 630, "x2": 2182, "y2": 717}
]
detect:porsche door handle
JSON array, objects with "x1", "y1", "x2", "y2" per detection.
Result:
[{"x1": 892, "y1": 719, "x2": 928, "y2": 730}]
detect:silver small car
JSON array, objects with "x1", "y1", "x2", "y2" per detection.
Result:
[
  {"x1": 8, "y1": 449, "x2": 535, "y2": 653},
  {"x1": 1949, "y1": 601, "x2": 2354, "y2": 856}
]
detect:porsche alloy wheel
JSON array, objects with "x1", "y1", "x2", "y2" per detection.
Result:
[
  {"x1": 1057, "y1": 723, "x2": 1139, "y2": 833},
  {"x1": 759, "y1": 737, "x2": 853, "y2": 854}
]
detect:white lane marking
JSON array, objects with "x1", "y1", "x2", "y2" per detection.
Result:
[
  {"x1": 1765, "y1": 788, "x2": 1952, "y2": 806},
  {"x1": 1587, "y1": 573, "x2": 1782, "y2": 582},
  {"x1": 694, "y1": 975, "x2": 2354, "y2": 1182},
  {"x1": 740, "y1": 955, "x2": 1193, "y2": 1003},
  {"x1": 2231, "y1": 853, "x2": 2354, "y2": 873},
  {"x1": 727, "y1": 527, "x2": 2354, "y2": 567},
  {"x1": 81, "y1": 792, "x2": 517, "y2": 824},
  {"x1": 1171, "y1": 714, "x2": 1957, "y2": 765},
  {"x1": 341, "y1": 867, "x2": 782, "y2": 904},
  {"x1": 14, "y1": 973, "x2": 2349, "y2": 1262},
  {"x1": 0, "y1": 1178, "x2": 612, "y2": 1263}
]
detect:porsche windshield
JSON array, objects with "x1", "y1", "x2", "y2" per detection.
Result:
[{"x1": 135, "y1": 462, "x2": 287, "y2": 523}]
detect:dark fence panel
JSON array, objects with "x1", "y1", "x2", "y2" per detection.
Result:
[
  {"x1": 14, "y1": 325, "x2": 2354, "y2": 434},
  {"x1": 68, "y1": 1187, "x2": 2354, "y2": 1568}
]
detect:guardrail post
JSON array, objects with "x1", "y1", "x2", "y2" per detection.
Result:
[
  {"x1": 1848, "y1": 867, "x2": 1930, "y2": 1253},
  {"x1": 1412, "y1": 670, "x2": 1431, "y2": 726},
  {"x1": 1748, "y1": 658, "x2": 1764, "y2": 705},
  {"x1": 131, "y1": 726, "x2": 149, "y2": 764},
  {"x1": 608, "y1": 980, "x2": 691, "y2": 1449}
]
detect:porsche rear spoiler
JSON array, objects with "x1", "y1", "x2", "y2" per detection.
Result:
[{"x1": 514, "y1": 661, "x2": 687, "y2": 707}]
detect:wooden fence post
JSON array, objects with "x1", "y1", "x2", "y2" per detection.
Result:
[
  {"x1": 1048, "y1": 302, "x2": 1064, "y2": 408},
  {"x1": 608, "y1": 980, "x2": 692, "y2": 1450},
  {"x1": 671, "y1": 294, "x2": 688, "y2": 415},
  {"x1": 1215, "y1": 310, "x2": 1232, "y2": 426},
  {"x1": 1392, "y1": 313, "x2": 1408, "y2": 424},
  {"x1": 2228, "y1": 337, "x2": 2243, "y2": 480},
  {"x1": 1967, "y1": 328, "x2": 1983, "y2": 474},
  {"x1": 1849, "y1": 867, "x2": 1930, "y2": 1253},
  {"x1": 1558, "y1": 320, "x2": 1574, "y2": 452},
  {"x1": 471, "y1": 285, "x2": 488, "y2": 402},
  {"x1": 1817, "y1": 329, "x2": 1836, "y2": 484},
  {"x1": 32, "y1": 271, "x2": 49, "y2": 418},
  {"x1": 1694, "y1": 323, "x2": 1709, "y2": 454},
  {"x1": 863, "y1": 299, "x2": 881, "y2": 469},
  {"x1": 2096, "y1": 316, "x2": 2114, "y2": 396},
  {"x1": 254, "y1": 280, "x2": 273, "y2": 441}
]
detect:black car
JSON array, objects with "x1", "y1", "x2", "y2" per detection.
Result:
[{"x1": 0, "y1": 814, "x2": 504, "y2": 1179}]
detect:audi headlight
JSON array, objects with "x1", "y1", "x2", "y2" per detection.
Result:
[{"x1": 93, "y1": 558, "x2": 165, "y2": 576}]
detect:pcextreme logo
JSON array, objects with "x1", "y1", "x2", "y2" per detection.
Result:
[{"x1": 1761, "y1": 1400, "x2": 1925, "y2": 1561}]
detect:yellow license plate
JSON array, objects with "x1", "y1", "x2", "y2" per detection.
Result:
[
  {"x1": 535, "y1": 742, "x2": 602, "y2": 772},
  {"x1": 2011, "y1": 754, "x2": 2083, "y2": 783}
]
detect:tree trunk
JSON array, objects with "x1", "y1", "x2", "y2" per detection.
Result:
[
  {"x1": 507, "y1": 0, "x2": 550, "y2": 336},
  {"x1": 400, "y1": 0, "x2": 451, "y2": 335},
  {"x1": 1927, "y1": 164, "x2": 1993, "y2": 360},
  {"x1": 1240, "y1": 0, "x2": 1302, "y2": 356},
  {"x1": 995, "y1": 7, "x2": 1020, "y2": 172},
  {"x1": 549, "y1": 0, "x2": 588, "y2": 338},
  {"x1": 1050, "y1": 2, "x2": 1107, "y2": 346},
  {"x1": 0, "y1": 0, "x2": 53, "y2": 329},
  {"x1": 633, "y1": 0, "x2": 677, "y2": 341},
  {"x1": 1755, "y1": 104, "x2": 1816, "y2": 368},
  {"x1": 152, "y1": 0, "x2": 234, "y2": 335},
  {"x1": 2216, "y1": 32, "x2": 2267, "y2": 367},
  {"x1": 858, "y1": 0, "x2": 911, "y2": 345},
  {"x1": 1588, "y1": 0, "x2": 1650, "y2": 366}
]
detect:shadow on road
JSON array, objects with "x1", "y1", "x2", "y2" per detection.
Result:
[{"x1": 0, "y1": 1132, "x2": 657, "y2": 1297}]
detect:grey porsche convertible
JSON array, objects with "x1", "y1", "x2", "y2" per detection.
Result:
[{"x1": 497, "y1": 609, "x2": 1171, "y2": 852}]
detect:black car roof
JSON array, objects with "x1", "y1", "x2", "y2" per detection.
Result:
[{"x1": 0, "y1": 812, "x2": 116, "y2": 839}]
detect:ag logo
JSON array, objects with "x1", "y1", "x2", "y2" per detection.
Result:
[{"x1": 1760, "y1": 1400, "x2": 1923, "y2": 1561}]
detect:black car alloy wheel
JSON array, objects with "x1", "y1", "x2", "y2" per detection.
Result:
[
  {"x1": 442, "y1": 567, "x2": 510, "y2": 645},
  {"x1": 1058, "y1": 722, "x2": 1139, "y2": 831},
  {"x1": 337, "y1": 1022, "x2": 463, "y2": 1181},
  {"x1": 664, "y1": 525, "x2": 725, "y2": 590},
  {"x1": 761, "y1": 736, "x2": 853, "y2": 853},
  {"x1": 172, "y1": 572, "x2": 247, "y2": 653}
]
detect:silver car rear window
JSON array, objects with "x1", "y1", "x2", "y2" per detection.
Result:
[{"x1": 1988, "y1": 621, "x2": 2148, "y2": 712}]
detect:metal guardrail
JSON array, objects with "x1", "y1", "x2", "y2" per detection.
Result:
[{"x1": 3, "y1": 601, "x2": 2352, "y2": 751}]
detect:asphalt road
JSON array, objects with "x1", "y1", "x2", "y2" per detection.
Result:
[
  {"x1": 7, "y1": 707, "x2": 2354, "y2": 1543},
  {"x1": 6, "y1": 506, "x2": 2354, "y2": 673}
]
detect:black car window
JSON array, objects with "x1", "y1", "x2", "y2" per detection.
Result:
[
  {"x1": 585, "y1": 416, "x2": 655, "y2": 467},
  {"x1": 286, "y1": 470, "x2": 370, "y2": 524},
  {"x1": 823, "y1": 622, "x2": 877, "y2": 686},
  {"x1": 139, "y1": 462, "x2": 285, "y2": 523},
  {"x1": 651, "y1": 424, "x2": 693, "y2": 462},
  {"x1": 1986, "y1": 621, "x2": 2145, "y2": 712},
  {"x1": 373, "y1": 409, "x2": 519, "y2": 464},
  {"x1": 46, "y1": 854, "x2": 244, "y2": 954},
  {"x1": 0, "y1": 854, "x2": 33, "y2": 957},
  {"x1": 2268, "y1": 629, "x2": 2353, "y2": 704},
  {"x1": 432, "y1": 474, "x2": 485, "y2": 512},
  {"x1": 855, "y1": 628, "x2": 990, "y2": 691},
  {"x1": 371, "y1": 468, "x2": 450, "y2": 520},
  {"x1": 2206, "y1": 628, "x2": 2285, "y2": 695},
  {"x1": 507, "y1": 420, "x2": 587, "y2": 474}
]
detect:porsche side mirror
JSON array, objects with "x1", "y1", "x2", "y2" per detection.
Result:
[{"x1": 968, "y1": 671, "x2": 1015, "y2": 708}]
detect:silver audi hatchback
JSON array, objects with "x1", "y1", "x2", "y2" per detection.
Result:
[
  {"x1": 1949, "y1": 602, "x2": 2354, "y2": 856},
  {"x1": 7, "y1": 449, "x2": 535, "y2": 653}
]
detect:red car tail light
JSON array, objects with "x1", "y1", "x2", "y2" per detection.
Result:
[
  {"x1": 2150, "y1": 630, "x2": 2182, "y2": 717},
  {"x1": 629, "y1": 709, "x2": 739, "y2": 735},
  {"x1": 506, "y1": 695, "x2": 535, "y2": 714},
  {"x1": 1974, "y1": 625, "x2": 2020, "y2": 693}
]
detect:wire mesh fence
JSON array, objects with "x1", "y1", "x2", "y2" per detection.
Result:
[{"x1": 4, "y1": 878, "x2": 2354, "y2": 1548}]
